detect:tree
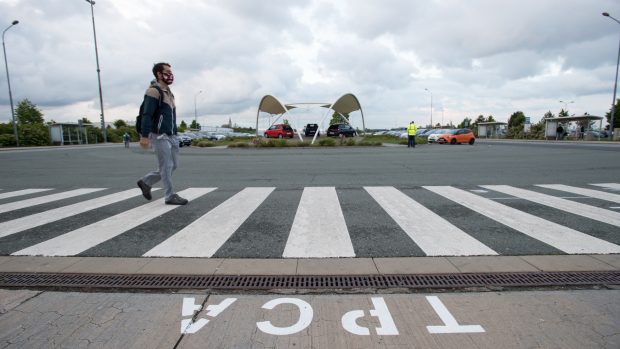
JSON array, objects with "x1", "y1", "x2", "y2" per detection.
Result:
[
  {"x1": 604, "y1": 98, "x2": 620, "y2": 131},
  {"x1": 544, "y1": 111, "x2": 555, "y2": 119},
  {"x1": 458, "y1": 117, "x2": 472, "y2": 128},
  {"x1": 179, "y1": 120, "x2": 187, "y2": 132},
  {"x1": 113, "y1": 119, "x2": 128, "y2": 128},
  {"x1": 329, "y1": 111, "x2": 349, "y2": 125},
  {"x1": 15, "y1": 99, "x2": 44, "y2": 125},
  {"x1": 190, "y1": 120, "x2": 200, "y2": 130},
  {"x1": 558, "y1": 109, "x2": 569, "y2": 117},
  {"x1": 507, "y1": 111, "x2": 526, "y2": 128},
  {"x1": 474, "y1": 115, "x2": 485, "y2": 124},
  {"x1": 81, "y1": 117, "x2": 92, "y2": 124},
  {"x1": 486, "y1": 115, "x2": 495, "y2": 122}
]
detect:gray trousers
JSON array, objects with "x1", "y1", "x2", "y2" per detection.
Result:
[{"x1": 142, "y1": 133, "x2": 179, "y2": 201}]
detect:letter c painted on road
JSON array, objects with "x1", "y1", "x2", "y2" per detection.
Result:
[{"x1": 256, "y1": 298, "x2": 314, "y2": 335}]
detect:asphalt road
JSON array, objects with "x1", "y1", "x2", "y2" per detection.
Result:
[
  {"x1": 1, "y1": 139, "x2": 619, "y2": 190},
  {"x1": 0, "y1": 140, "x2": 618, "y2": 258}
]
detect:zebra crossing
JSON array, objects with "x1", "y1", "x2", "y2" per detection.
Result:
[{"x1": 0, "y1": 183, "x2": 619, "y2": 258}]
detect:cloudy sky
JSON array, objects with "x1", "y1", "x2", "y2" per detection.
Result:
[{"x1": 1, "y1": 0, "x2": 619, "y2": 130}]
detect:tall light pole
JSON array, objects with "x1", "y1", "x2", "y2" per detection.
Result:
[
  {"x1": 85, "y1": 0, "x2": 106, "y2": 143},
  {"x1": 603, "y1": 12, "x2": 620, "y2": 140},
  {"x1": 424, "y1": 88, "x2": 433, "y2": 127},
  {"x1": 2, "y1": 20, "x2": 19, "y2": 146},
  {"x1": 559, "y1": 100, "x2": 574, "y2": 112},
  {"x1": 194, "y1": 90, "x2": 202, "y2": 129}
]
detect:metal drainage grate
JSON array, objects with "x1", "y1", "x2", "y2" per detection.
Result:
[{"x1": 0, "y1": 271, "x2": 619, "y2": 290}]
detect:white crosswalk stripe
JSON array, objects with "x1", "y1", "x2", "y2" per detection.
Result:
[
  {"x1": 0, "y1": 188, "x2": 106, "y2": 214},
  {"x1": 481, "y1": 185, "x2": 620, "y2": 227},
  {"x1": 283, "y1": 187, "x2": 355, "y2": 258},
  {"x1": 535, "y1": 184, "x2": 620, "y2": 204},
  {"x1": 590, "y1": 183, "x2": 620, "y2": 191},
  {"x1": 0, "y1": 189, "x2": 156, "y2": 239},
  {"x1": 425, "y1": 186, "x2": 620, "y2": 254},
  {"x1": 12, "y1": 188, "x2": 215, "y2": 256},
  {"x1": 0, "y1": 189, "x2": 53, "y2": 200},
  {"x1": 2, "y1": 184, "x2": 619, "y2": 258},
  {"x1": 144, "y1": 187, "x2": 274, "y2": 257},
  {"x1": 366, "y1": 186, "x2": 497, "y2": 256}
]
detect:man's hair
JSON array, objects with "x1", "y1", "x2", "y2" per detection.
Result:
[{"x1": 152, "y1": 62, "x2": 171, "y2": 78}]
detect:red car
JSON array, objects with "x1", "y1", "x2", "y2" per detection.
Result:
[{"x1": 264, "y1": 124, "x2": 294, "y2": 138}]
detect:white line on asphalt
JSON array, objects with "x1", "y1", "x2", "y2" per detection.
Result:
[
  {"x1": 590, "y1": 183, "x2": 620, "y2": 191},
  {"x1": 0, "y1": 188, "x2": 106, "y2": 214},
  {"x1": 283, "y1": 187, "x2": 356, "y2": 258},
  {"x1": 469, "y1": 189, "x2": 488, "y2": 193},
  {"x1": 0, "y1": 189, "x2": 53, "y2": 200},
  {"x1": 535, "y1": 184, "x2": 620, "y2": 204},
  {"x1": 144, "y1": 187, "x2": 274, "y2": 257},
  {"x1": 12, "y1": 188, "x2": 215, "y2": 256},
  {"x1": 0, "y1": 188, "x2": 156, "y2": 238},
  {"x1": 425, "y1": 186, "x2": 620, "y2": 254},
  {"x1": 481, "y1": 185, "x2": 620, "y2": 227},
  {"x1": 366, "y1": 186, "x2": 497, "y2": 256}
]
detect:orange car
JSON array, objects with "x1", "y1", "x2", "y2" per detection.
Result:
[{"x1": 436, "y1": 128, "x2": 476, "y2": 145}]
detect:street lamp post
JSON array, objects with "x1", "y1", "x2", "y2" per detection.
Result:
[
  {"x1": 603, "y1": 12, "x2": 620, "y2": 140},
  {"x1": 85, "y1": 0, "x2": 107, "y2": 143},
  {"x1": 425, "y1": 88, "x2": 433, "y2": 127},
  {"x1": 2, "y1": 20, "x2": 19, "y2": 146},
  {"x1": 559, "y1": 100, "x2": 574, "y2": 112},
  {"x1": 194, "y1": 90, "x2": 202, "y2": 129}
]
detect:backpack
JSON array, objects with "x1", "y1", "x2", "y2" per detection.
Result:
[{"x1": 136, "y1": 85, "x2": 163, "y2": 134}]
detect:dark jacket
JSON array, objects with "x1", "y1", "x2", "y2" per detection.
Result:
[{"x1": 140, "y1": 81, "x2": 177, "y2": 137}]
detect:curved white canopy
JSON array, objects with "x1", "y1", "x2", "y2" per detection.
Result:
[{"x1": 255, "y1": 93, "x2": 366, "y2": 140}]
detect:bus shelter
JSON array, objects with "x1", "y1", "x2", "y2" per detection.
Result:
[
  {"x1": 544, "y1": 115, "x2": 604, "y2": 140},
  {"x1": 477, "y1": 122, "x2": 507, "y2": 138}
]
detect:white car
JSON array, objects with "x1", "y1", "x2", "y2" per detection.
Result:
[{"x1": 427, "y1": 129, "x2": 451, "y2": 143}]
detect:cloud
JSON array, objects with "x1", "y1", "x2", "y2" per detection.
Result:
[{"x1": 0, "y1": 0, "x2": 619, "y2": 130}]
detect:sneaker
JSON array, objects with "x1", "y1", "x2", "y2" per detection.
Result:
[
  {"x1": 137, "y1": 180, "x2": 152, "y2": 200},
  {"x1": 165, "y1": 194, "x2": 188, "y2": 205}
]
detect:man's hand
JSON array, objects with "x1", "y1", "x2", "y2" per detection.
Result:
[{"x1": 139, "y1": 136, "x2": 150, "y2": 150}]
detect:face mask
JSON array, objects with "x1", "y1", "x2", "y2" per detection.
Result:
[{"x1": 162, "y1": 72, "x2": 174, "y2": 85}]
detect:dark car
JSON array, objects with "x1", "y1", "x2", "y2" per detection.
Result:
[
  {"x1": 178, "y1": 135, "x2": 192, "y2": 147},
  {"x1": 304, "y1": 123, "x2": 320, "y2": 137},
  {"x1": 326, "y1": 124, "x2": 356, "y2": 137},
  {"x1": 264, "y1": 124, "x2": 294, "y2": 138}
]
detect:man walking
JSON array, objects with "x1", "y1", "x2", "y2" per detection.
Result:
[
  {"x1": 407, "y1": 121, "x2": 417, "y2": 148},
  {"x1": 137, "y1": 62, "x2": 188, "y2": 205}
]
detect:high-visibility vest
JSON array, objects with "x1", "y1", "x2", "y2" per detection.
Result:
[{"x1": 407, "y1": 123, "x2": 417, "y2": 135}]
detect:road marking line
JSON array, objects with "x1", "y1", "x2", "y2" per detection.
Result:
[
  {"x1": 283, "y1": 187, "x2": 355, "y2": 258},
  {"x1": 0, "y1": 188, "x2": 106, "y2": 214},
  {"x1": 590, "y1": 183, "x2": 620, "y2": 191},
  {"x1": 0, "y1": 189, "x2": 156, "y2": 238},
  {"x1": 366, "y1": 186, "x2": 497, "y2": 256},
  {"x1": 425, "y1": 186, "x2": 620, "y2": 254},
  {"x1": 536, "y1": 184, "x2": 620, "y2": 204},
  {"x1": 13, "y1": 188, "x2": 214, "y2": 256},
  {"x1": 0, "y1": 189, "x2": 53, "y2": 200},
  {"x1": 469, "y1": 189, "x2": 488, "y2": 193},
  {"x1": 482, "y1": 185, "x2": 620, "y2": 227},
  {"x1": 144, "y1": 187, "x2": 274, "y2": 257}
]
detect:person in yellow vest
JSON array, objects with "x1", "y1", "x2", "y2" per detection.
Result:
[{"x1": 407, "y1": 121, "x2": 417, "y2": 148}]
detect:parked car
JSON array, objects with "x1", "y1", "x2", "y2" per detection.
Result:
[
  {"x1": 417, "y1": 128, "x2": 440, "y2": 139},
  {"x1": 327, "y1": 124, "x2": 357, "y2": 137},
  {"x1": 178, "y1": 135, "x2": 192, "y2": 147},
  {"x1": 304, "y1": 123, "x2": 320, "y2": 137},
  {"x1": 436, "y1": 128, "x2": 476, "y2": 145},
  {"x1": 264, "y1": 124, "x2": 294, "y2": 138},
  {"x1": 427, "y1": 129, "x2": 452, "y2": 143}
]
